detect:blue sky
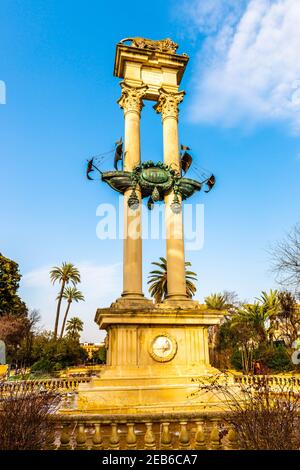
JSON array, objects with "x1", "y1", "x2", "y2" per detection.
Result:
[{"x1": 1, "y1": 0, "x2": 300, "y2": 341}]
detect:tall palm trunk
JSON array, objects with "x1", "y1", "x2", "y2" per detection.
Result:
[
  {"x1": 60, "y1": 301, "x2": 72, "y2": 339},
  {"x1": 53, "y1": 280, "x2": 65, "y2": 339}
]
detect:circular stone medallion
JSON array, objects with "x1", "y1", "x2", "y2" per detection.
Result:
[{"x1": 149, "y1": 333, "x2": 177, "y2": 363}]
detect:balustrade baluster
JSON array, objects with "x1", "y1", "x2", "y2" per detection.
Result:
[
  {"x1": 194, "y1": 422, "x2": 206, "y2": 450},
  {"x1": 59, "y1": 422, "x2": 72, "y2": 450},
  {"x1": 75, "y1": 423, "x2": 87, "y2": 450},
  {"x1": 210, "y1": 422, "x2": 222, "y2": 450},
  {"x1": 144, "y1": 422, "x2": 156, "y2": 450},
  {"x1": 160, "y1": 422, "x2": 172, "y2": 450},
  {"x1": 126, "y1": 423, "x2": 137, "y2": 449},
  {"x1": 92, "y1": 423, "x2": 103, "y2": 450},
  {"x1": 109, "y1": 423, "x2": 120, "y2": 450},
  {"x1": 178, "y1": 421, "x2": 190, "y2": 449}
]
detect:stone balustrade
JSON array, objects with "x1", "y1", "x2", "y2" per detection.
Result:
[
  {"x1": 0, "y1": 377, "x2": 91, "y2": 393},
  {"x1": 233, "y1": 374, "x2": 300, "y2": 388},
  {"x1": 47, "y1": 412, "x2": 239, "y2": 450}
]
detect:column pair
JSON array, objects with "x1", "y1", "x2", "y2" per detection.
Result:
[{"x1": 118, "y1": 83, "x2": 188, "y2": 303}]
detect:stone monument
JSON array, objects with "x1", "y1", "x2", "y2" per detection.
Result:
[{"x1": 78, "y1": 38, "x2": 223, "y2": 414}]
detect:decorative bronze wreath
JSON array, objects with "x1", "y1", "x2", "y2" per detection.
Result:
[{"x1": 101, "y1": 161, "x2": 202, "y2": 213}]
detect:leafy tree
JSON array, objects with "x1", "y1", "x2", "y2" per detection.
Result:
[
  {"x1": 0, "y1": 253, "x2": 28, "y2": 317},
  {"x1": 98, "y1": 346, "x2": 106, "y2": 364},
  {"x1": 30, "y1": 331, "x2": 87, "y2": 372},
  {"x1": 92, "y1": 346, "x2": 106, "y2": 364},
  {"x1": 254, "y1": 343, "x2": 293, "y2": 372},
  {"x1": 217, "y1": 317, "x2": 257, "y2": 373},
  {"x1": 211, "y1": 289, "x2": 299, "y2": 373},
  {"x1": 59, "y1": 287, "x2": 84, "y2": 338},
  {"x1": 66, "y1": 317, "x2": 83, "y2": 342},
  {"x1": 148, "y1": 257, "x2": 197, "y2": 303},
  {"x1": 50, "y1": 263, "x2": 81, "y2": 339},
  {"x1": 206, "y1": 291, "x2": 240, "y2": 367}
]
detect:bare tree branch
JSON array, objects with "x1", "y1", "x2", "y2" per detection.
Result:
[{"x1": 270, "y1": 224, "x2": 300, "y2": 294}]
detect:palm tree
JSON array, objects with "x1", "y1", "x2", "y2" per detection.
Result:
[
  {"x1": 256, "y1": 289, "x2": 281, "y2": 341},
  {"x1": 50, "y1": 263, "x2": 81, "y2": 339},
  {"x1": 230, "y1": 290, "x2": 282, "y2": 344},
  {"x1": 231, "y1": 303, "x2": 270, "y2": 343},
  {"x1": 256, "y1": 289, "x2": 280, "y2": 316},
  {"x1": 147, "y1": 257, "x2": 197, "y2": 303},
  {"x1": 205, "y1": 291, "x2": 239, "y2": 310},
  {"x1": 66, "y1": 317, "x2": 84, "y2": 341},
  {"x1": 205, "y1": 293, "x2": 228, "y2": 310},
  {"x1": 59, "y1": 287, "x2": 85, "y2": 338}
]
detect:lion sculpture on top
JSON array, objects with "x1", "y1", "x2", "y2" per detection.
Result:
[{"x1": 119, "y1": 37, "x2": 178, "y2": 54}]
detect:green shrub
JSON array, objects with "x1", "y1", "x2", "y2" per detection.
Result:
[
  {"x1": 255, "y1": 344, "x2": 293, "y2": 372},
  {"x1": 31, "y1": 358, "x2": 56, "y2": 373},
  {"x1": 98, "y1": 346, "x2": 106, "y2": 364},
  {"x1": 229, "y1": 343, "x2": 293, "y2": 373},
  {"x1": 30, "y1": 335, "x2": 88, "y2": 373}
]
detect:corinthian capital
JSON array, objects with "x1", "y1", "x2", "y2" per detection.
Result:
[
  {"x1": 118, "y1": 82, "x2": 148, "y2": 115},
  {"x1": 154, "y1": 88, "x2": 185, "y2": 121}
]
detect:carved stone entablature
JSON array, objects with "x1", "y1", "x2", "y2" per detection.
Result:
[
  {"x1": 154, "y1": 89, "x2": 185, "y2": 121},
  {"x1": 119, "y1": 37, "x2": 179, "y2": 55},
  {"x1": 117, "y1": 82, "x2": 148, "y2": 115}
]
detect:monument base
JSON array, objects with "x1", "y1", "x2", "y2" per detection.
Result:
[
  {"x1": 76, "y1": 366, "x2": 222, "y2": 414},
  {"x1": 74, "y1": 303, "x2": 225, "y2": 414}
]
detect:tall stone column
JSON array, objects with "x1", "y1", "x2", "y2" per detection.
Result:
[
  {"x1": 155, "y1": 89, "x2": 188, "y2": 301},
  {"x1": 118, "y1": 82, "x2": 148, "y2": 300}
]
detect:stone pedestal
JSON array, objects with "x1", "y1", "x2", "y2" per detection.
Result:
[{"x1": 77, "y1": 304, "x2": 224, "y2": 414}]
